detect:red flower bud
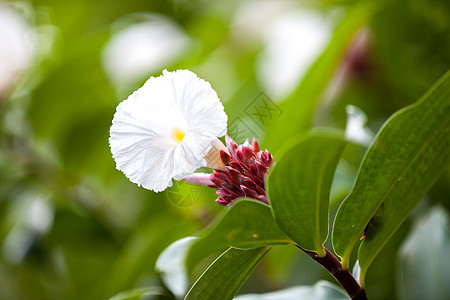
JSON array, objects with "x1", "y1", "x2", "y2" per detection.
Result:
[{"x1": 209, "y1": 135, "x2": 274, "y2": 206}]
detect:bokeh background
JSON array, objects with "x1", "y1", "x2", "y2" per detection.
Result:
[{"x1": 0, "y1": 0, "x2": 449, "y2": 299}]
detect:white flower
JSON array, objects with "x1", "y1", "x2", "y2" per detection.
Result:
[
  {"x1": 345, "y1": 105, "x2": 374, "y2": 146},
  {"x1": 102, "y1": 14, "x2": 192, "y2": 93},
  {"x1": 257, "y1": 10, "x2": 331, "y2": 99},
  {"x1": 109, "y1": 69, "x2": 228, "y2": 192},
  {"x1": 0, "y1": 4, "x2": 36, "y2": 96}
]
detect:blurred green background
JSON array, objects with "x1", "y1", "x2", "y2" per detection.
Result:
[{"x1": 0, "y1": 0, "x2": 448, "y2": 299}]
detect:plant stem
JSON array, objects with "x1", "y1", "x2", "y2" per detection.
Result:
[{"x1": 295, "y1": 245, "x2": 367, "y2": 300}]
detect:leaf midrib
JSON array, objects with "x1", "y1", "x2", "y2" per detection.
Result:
[{"x1": 315, "y1": 158, "x2": 328, "y2": 254}]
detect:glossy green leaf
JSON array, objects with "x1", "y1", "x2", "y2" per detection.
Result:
[
  {"x1": 185, "y1": 247, "x2": 270, "y2": 300},
  {"x1": 109, "y1": 287, "x2": 164, "y2": 300},
  {"x1": 186, "y1": 200, "x2": 291, "y2": 271},
  {"x1": 332, "y1": 71, "x2": 450, "y2": 275},
  {"x1": 234, "y1": 280, "x2": 347, "y2": 300},
  {"x1": 267, "y1": 130, "x2": 347, "y2": 256},
  {"x1": 265, "y1": 2, "x2": 378, "y2": 151},
  {"x1": 397, "y1": 206, "x2": 450, "y2": 300}
]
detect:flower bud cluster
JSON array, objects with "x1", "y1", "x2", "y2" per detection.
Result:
[{"x1": 210, "y1": 135, "x2": 273, "y2": 206}]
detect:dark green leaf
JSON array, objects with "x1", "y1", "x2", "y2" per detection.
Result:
[
  {"x1": 186, "y1": 200, "x2": 290, "y2": 271},
  {"x1": 332, "y1": 71, "x2": 450, "y2": 279},
  {"x1": 268, "y1": 130, "x2": 347, "y2": 256},
  {"x1": 185, "y1": 247, "x2": 270, "y2": 300}
]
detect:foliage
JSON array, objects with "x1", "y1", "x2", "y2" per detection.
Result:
[
  {"x1": 333, "y1": 71, "x2": 450, "y2": 284},
  {"x1": 268, "y1": 130, "x2": 347, "y2": 256}
]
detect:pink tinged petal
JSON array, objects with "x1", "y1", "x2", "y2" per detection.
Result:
[
  {"x1": 210, "y1": 172, "x2": 227, "y2": 186},
  {"x1": 255, "y1": 184, "x2": 266, "y2": 196},
  {"x1": 250, "y1": 175, "x2": 264, "y2": 188},
  {"x1": 250, "y1": 165, "x2": 260, "y2": 178},
  {"x1": 236, "y1": 149, "x2": 249, "y2": 168},
  {"x1": 182, "y1": 173, "x2": 214, "y2": 187},
  {"x1": 222, "y1": 183, "x2": 236, "y2": 190},
  {"x1": 224, "y1": 188, "x2": 241, "y2": 199},
  {"x1": 258, "y1": 195, "x2": 269, "y2": 204},
  {"x1": 242, "y1": 146, "x2": 255, "y2": 162},
  {"x1": 255, "y1": 161, "x2": 268, "y2": 177},
  {"x1": 252, "y1": 139, "x2": 260, "y2": 153},
  {"x1": 225, "y1": 166, "x2": 242, "y2": 185},
  {"x1": 260, "y1": 151, "x2": 267, "y2": 163},
  {"x1": 230, "y1": 161, "x2": 244, "y2": 173},
  {"x1": 216, "y1": 197, "x2": 230, "y2": 206},
  {"x1": 261, "y1": 150, "x2": 274, "y2": 167},
  {"x1": 217, "y1": 189, "x2": 232, "y2": 198},
  {"x1": 243, "y1": 179, "x2": 257, "y2": 190},
  {"x1": 241, "y1": 172, "x2": 257, "y2": 183},
  {"x1": 217, "y1": 188, "x2": 240, "y2": 200},
  {"x1": 240, "y1": 185, "x2": 259, "y2": 199},
  {"x1": 225, "y1": 134, "x2": 238, "y2": 156},
  {"x1": 216, "y1": 174, "x2": 235, "y2": 191},
  {"x1": 220, "y1": 150, "x2": 233, "y2": 166}
]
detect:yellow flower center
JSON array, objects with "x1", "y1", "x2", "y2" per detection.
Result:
[{"x1": 172, "y1": 128, "x2": 185, "y2": 143}]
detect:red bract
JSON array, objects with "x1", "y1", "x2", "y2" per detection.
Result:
[{"x1": 211, "y1": 135, "x2": 274, "y2": 206}]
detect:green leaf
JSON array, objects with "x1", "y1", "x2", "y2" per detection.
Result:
[
  {"x1": 267, "y1": 130, "x2": 347, "y2": 256},
  {"x1": 109, "y1": 287, "x2": 164, "y2": 300},
  {"x1": 397, "y1": 206, "x2": 450, "y2": 300},
  {"x1": 185, "y1": 247, "x2": 270, "y2": 300},
  {"x1": 186, "y1": 200, "x2": 290, "y2": 271},
  {"x1": 265, "y1": 1, "x2": 378, "y2": 151},
  {"x1": 234, "y1": 280, "x2": 347, "y2": 300},
  {"x1": 332, "y1": 71, "x2": 450, "y2": 278}
]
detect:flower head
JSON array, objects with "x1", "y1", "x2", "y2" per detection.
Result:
[
  {"x1": 109, "y1": 69, "x2": 227, "y2": 192},
  {"x1": 210, "y1": 135, "x2": 274, "y2": 206}
]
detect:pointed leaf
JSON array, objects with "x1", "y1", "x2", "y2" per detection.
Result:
[
  {"x1": 332, "y1": 71, "x2": 450, "y2": 275},
  {"x1": 185, "y1": 247, "x2": 270, "y2": 300},
  {"x1": 267, "y1": 130, "x2": 347, "y2": 256},
  {"x1": 186, "y1": 200, "x2": 291, "y2": 271}
]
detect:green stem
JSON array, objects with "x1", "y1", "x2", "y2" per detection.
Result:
[{"x1": 295, "y1": 245, "x2": 367, "y2": 300}]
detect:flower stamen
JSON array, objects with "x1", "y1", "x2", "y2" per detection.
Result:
[{"x1": 172, "y1": 128, "x2": 185, "y2": 143}]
